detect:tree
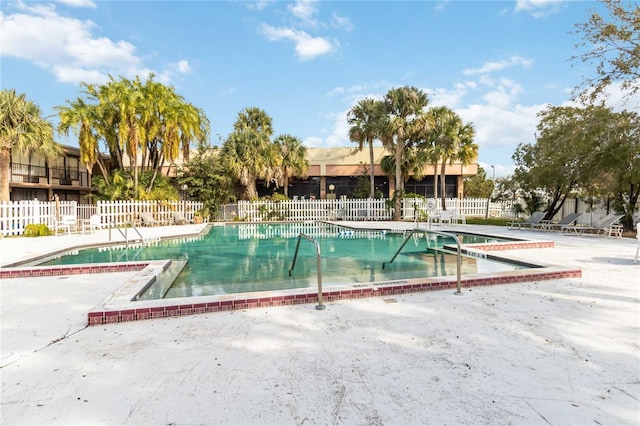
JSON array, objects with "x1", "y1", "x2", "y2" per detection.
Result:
[
  {"x1": 513, "y1": 105, "x2": 612, "y2": 220},
  {"x1": 464, "y1": 167, "x2": 494, "y2": 198},
  {"x1": 422, "y1": 106, "x2": 477, "y2": 209},
  {"x1": 220, "y1": 107, "x2": 278, "y2": 200},
  {"x1": 0, "y1": 89, "x2": 61, "y2": 201},
  {"x1": 599, "y1": 110, "x2": 640, "y2": 228},
  {"x1": 379, "y1": 86, "x2": 430, "y2": 220},
  {"x1": 571, "y1": 0, "x2": 640, "y2": 102},
  {"x1": 274, "y1": 134, "x2": 309, "y2": 198},
  {"x1": 57, "y1": 75, "x2": 209, "y2": 200},
  {"x1": 176, "y1": 140, "x2": 234, "y2": 213},
  {"x1": 348, "y1": 98, "x2": 384, "y2": 198}
]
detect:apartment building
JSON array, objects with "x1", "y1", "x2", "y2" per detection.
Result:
[
  {"x1": 259, "y1": 147, "x2": 478, "y2": 200},
  {"x1": 8, "y1": 144, "x2": 95, "y2": 203}
]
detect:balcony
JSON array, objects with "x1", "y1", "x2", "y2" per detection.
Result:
[{"x1": 10, "y1": 163, "x2": 90, "y2": 188}]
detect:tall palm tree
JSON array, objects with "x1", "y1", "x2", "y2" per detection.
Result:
[
  {"x1": 423, "y1": 106, "x2": 478, "y2": 209},
  {"x1": 274, "y1": 134, "x2": 309, "y2": 198},
  {"x1": 379, "y1": 86, "x2": 430, "y2": 220},
  {"x1": 347, "y1": 98, "x2": 384, "y2": 198},
  {"x1": 0, "y1": 89, "x2": 60, "y2": 201},
  {"x1": 57, "y1": 75, "x2": 209, "y2": 199},
  {"x1": 58, "y1": 97, "x2": 110, "y2": 189},
  {"x1": 221, "y1": 107, "x2": 278, "y2": 200}
]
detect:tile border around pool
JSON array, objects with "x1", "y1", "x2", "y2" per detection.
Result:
[
  {"x1": 0, "y1": 236, "x2": 575, "y2": 326},
  {"x1": 85, "y1": 265, "x2": 581, "y2": 326}
]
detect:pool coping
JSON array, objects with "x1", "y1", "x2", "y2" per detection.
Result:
[{"x1": 0, "y1": 231, "x2": 581, "y2": 325}]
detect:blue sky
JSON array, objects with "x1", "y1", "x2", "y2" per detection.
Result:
[{"x1": 1, "y1": 0, "x2": 636, "y2": 177}]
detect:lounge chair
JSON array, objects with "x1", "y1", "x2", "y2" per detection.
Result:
[
  {"x1": 171, "y1": 211, "x2": 191, "y2": 225},
  {"x1": 563, "y1": 214, "x2": 624, "y2": 236},
  {"x1": 435, "y1": 210, "x2": 452, "y2": 226},
  {"x1": 506, "y1": 211, "x2": 546, "y2": 230},
  {"x1": 140, "y1": 212, "x2": 160, "y2": 227},
  {"x1": 54, "y1": 215, "x2": 78, "y2": 235},
  {"x1": 532, "y1": 212, "x2": 583, "y2": 232},
  {"x1": 82, "y1": 214, "x2": 102, "y2": 234}
]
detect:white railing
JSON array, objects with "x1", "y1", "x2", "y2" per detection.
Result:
[
  {"x1": 1, "y1": 197, "x2": 635, "y2": 236},
  {"x1": 402, "y1": 198, "x2": 518, "y2": 220},
  {"x1": 237, "y1": 199, "x2": 392, "y2": 222},
  {"x1": 0, "y1": 200, "x2": 77, "y2": 236},
  {"x1": 96, "y1": 200, "x2": 204, "y2": 227}
]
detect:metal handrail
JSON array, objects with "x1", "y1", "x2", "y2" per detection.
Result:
[
  {"x1": 383, "y1": 227, "x2": 463, "y2": 295},
  {"x1": 288, "y1": 233, "x2": 325, "y2": 310},
  {"x1": 108, "y1": 221, "x2": 145, "y2": 249}
]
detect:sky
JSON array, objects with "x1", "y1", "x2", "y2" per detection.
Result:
[{"x1": 1, "y1": 0, "x2": 637, "y2": 178}]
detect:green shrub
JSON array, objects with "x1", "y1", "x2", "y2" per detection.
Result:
[{"x1": 24, "y1": 224, "x2": 52, "y2": 237}]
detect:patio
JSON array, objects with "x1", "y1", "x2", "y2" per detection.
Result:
[{"x1": 1, "y1": 223, "x2": 638, "y2": 425}]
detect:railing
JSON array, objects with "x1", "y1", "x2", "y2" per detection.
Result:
[
  {"x1": 1, "y1": 197, "x2": 636, "y2": 237},
  {"x1": 109, "y1": 221, "x2": 146, "y2": 249},
  {"x1": 288, "y1": 233, "x2": 325, "y2": 310},
  {"x1": 10, "y1": 163, "x2": 90, "y2": 187},
  {"x1": 97, "y1": 200, "x2": 204, "y2": 227},
  {"x1": 383, "y1": 227, "x2": 463, "y2": 295}
]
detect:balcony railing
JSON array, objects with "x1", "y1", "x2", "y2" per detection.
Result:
[{"x1": 10, "y1": 163, "x2": 90, "y2": 187}]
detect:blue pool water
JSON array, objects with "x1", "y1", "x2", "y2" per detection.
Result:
[{"x1": 41, "y1": 222, "x2": 529, "y2": 299}]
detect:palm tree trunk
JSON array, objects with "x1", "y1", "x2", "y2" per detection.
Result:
[
  {"x1": 0, "y1": 145, "x2": 11, "y2": 201},
  {"x1": 440, "y1": 161, "x2": 447, "y2": 210},
  {"x1": 368, "y1": 138, "x2": 375, "y2": 198},
  {"x1": 245, "y1": 175, "x2": 258, "y2": 200},
  {"x1": 433, "y1": 168, "x2": 438, "y2": 200},
  {"x1": 394, "y1": 140, "x2": 403, "y2": 220},
  {"x1": 284, "y1": 175, "x2": 289, "y2": 198}
]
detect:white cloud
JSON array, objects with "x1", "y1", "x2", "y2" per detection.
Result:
[
  {"x1": 245, "y1": 0, "x2": 271, "y2": 11},
  {"x1": 331, "y1": 12, "x2": 353, "y2": 31},
  {"x1": 259, "y1": 24, "x2": 334, "y2": 60},
  {"x1": 0, "y1": 3, "x2": 184, "y2": 86},
  {"x1": 324, "y1": 108, "x2": 351, "y2": 147},
  {"x1": 52, "y1": 65, "x2": 107, "y2": 84},
  {"x1": 463, "y1": 56, "x2": 533, "y2": 76},
  {"x1": 56, "y1": 0, "x2": 96, "y2": 8},
  {"x1": 288, "y1": 0, "x2": 318, "y2": 23},
  {"x1": 175, "y1": 60, "x2": 191, "y2": 74},
  {"x1": 514, "y1": 0, "x2": 564, "y2": 18},
  {"x1": 302, "y1": 136, "x2": 323, "y2": 148}
]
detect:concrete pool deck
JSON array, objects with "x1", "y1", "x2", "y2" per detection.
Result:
[{"x1": 1, "y1": 222, "x2": 639, "y2": 424}]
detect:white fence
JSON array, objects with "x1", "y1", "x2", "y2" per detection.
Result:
[
  {"x1": 0, "y1": 200, "x2": 80, "y2": 236},
  {"x1": 0, "y1": 200, "x2": 203, "y2": 236},
  {"x1": 1, "y1": 197, "x2": 634, "y2": 236},
  {"x1": 237, "y1": 199, "x2": 392, "y2": 222},
  {"x1": 96, "y1": 200, "x2": 204, "y2": 227}
]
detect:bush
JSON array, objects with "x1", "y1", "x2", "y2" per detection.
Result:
[{"x1": 24, "y1": 223, "x2": 52, "y2": 237}]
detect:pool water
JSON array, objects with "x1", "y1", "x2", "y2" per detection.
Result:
[{"x1": 41, "y1": 223, "x2": 529, "y2": 299}]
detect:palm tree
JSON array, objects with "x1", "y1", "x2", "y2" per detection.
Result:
[
  {"x1": 274, "y1": 134, "x2": 309, "y2": 198},
  {"x1": 347, "y1": 98, "x2": 384, "y2": 198},
  {"x1": 423, "y1": 106, "x2": 478, "y2": 209},
  {"x1": 379, "y1": 86, "x2": 430, "y2": 220},
  {"x1": 221, "y1": 107, "x2": 278, "y2": 200},
  {"x1": 57, "y1": 75, "x2": 209, "y2": 200},
  {"x1": 58, "y1": 97, "x2": 110, "y2": 190},
  {"x1": 0, "y1": 89, "x2": 61, "y2": 201}
]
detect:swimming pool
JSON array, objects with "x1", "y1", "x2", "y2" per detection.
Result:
[{"x1": 41, "y1": 222, "x2": 532, "y2": 299}]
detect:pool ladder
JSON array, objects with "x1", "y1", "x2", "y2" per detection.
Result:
[
  {"x1": 289, "y1": 233, "x2": 325, "y2": 310},
  {"x1": 108, "y1": 221, "x2": 146, "y2": 249},
  {"x1": 383, "y1": 227, "x2": 463, "y2": 295}
]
